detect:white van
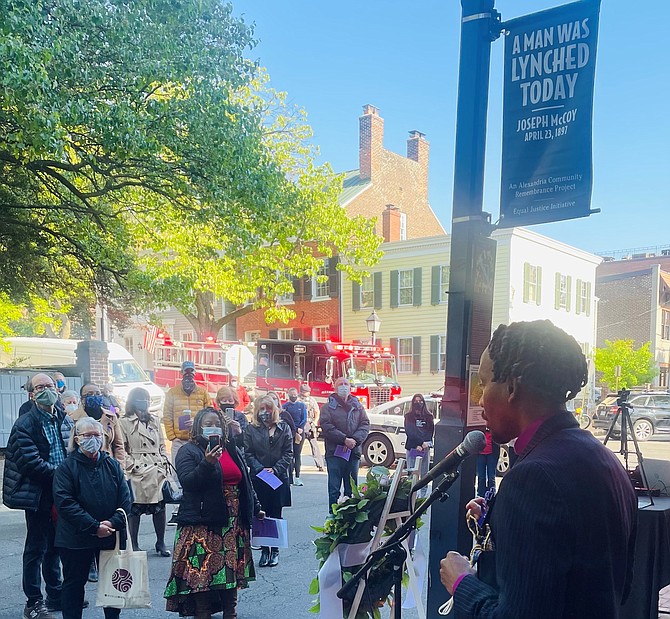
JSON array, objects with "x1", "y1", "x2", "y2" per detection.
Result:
[{"x1": 0, "y1": 338, "x2": 165, "y2": 416}]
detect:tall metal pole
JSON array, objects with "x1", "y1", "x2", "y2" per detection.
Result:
[{"x1": 426, "y1": 1, "x2": 499, "y2": 614}]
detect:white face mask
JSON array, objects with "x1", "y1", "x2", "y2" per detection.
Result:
[{"x1": 65, "y1": 403, "x2": 78, "y2": 414}]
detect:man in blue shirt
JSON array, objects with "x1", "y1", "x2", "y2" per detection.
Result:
[{"x1": 282, "y1": 387, "x2": 307, "y2": 486}]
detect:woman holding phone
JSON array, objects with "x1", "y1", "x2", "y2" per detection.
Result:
[
  {"x1": 164, "y1": 407, "x2": 264, "y2": 619},
  {"x1": 243, "y1": 395, "x2": 293, "y2": 568},
  {"x1": 215, "y1": 387, "x2": 248, "y2": 452}
]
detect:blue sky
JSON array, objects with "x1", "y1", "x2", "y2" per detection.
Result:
[{"x1": 234, "y1": 1, "x2": 669, "y2": 256}]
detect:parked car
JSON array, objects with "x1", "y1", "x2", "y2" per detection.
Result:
[
  {"x1": 363, "y1": 394, "x2": 510, "y2": 475},
  {"x1": 593, "y1": 391, "x2": 670, "y2": 441}
]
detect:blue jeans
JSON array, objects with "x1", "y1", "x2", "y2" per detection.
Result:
[
  {"x1": 23, "y1": 508, "x2": 62, "y2": 606},
  {"x1": 326, "y1": 455, "x2": 360, "y2": 513},
  {"x1": 476, "y1": 453, "x2": 498, "y2": 497},
  {"x1": 406, "y1": 448, "x2": 431, "y2": 497}
]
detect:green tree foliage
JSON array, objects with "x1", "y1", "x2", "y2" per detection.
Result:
[
  {"x1": 0, "y1": 0, "x2": 381, "y2": 335},
  {"x1": 594, "y1": 339, "x2": 658, "y2": 391}
]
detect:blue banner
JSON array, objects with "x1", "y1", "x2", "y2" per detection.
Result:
[{"x1": 499, "y1": 1, "x2": 601, "y2": 227}]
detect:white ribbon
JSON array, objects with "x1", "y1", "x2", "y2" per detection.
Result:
[{"x1": 318, "y1": 541, "x2": 372, "y2": 619}]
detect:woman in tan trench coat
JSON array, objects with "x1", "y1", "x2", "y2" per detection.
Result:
[{"x1": 119, "y1": 387, "x2": 172, "y2": 557}]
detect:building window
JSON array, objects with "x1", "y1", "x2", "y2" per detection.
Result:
[
  {"x1": 179, "y1": 330, "x2": 195, "y2": 342},
  {"x1": 313, "y1": 325, "x2": 330, "y2": 341},
  {"x1": 660, "y1": 367, "x2": 668, "y2": 388},
  {"x1": 440, "y1": 266, "x2": 449, "y2": 303},
  {"x1": 663, "y1": 310, "x2": 670, "y2": 341},
  {"x1": 575, "y1": 279, "x2": 592, "y2": 315},
  {"x1": 245, "y1": 330, "x2": 261, "y2": 342},
  {"x1": 554, "y1": 273, "x2": 572, "y2": 311},
  {"x1": 278, "y1": 328, "x2": 294, "y2": 339},
  {"x1": 430, "y1": 334, "x2": 446, "y2": 372},
  {"x1": 398, "y1": 269, "x2": 414, "y2": 306},
  {"x1": 523, "y1": 263, "x2": 542, "y2": 305},
  {"x1": 360, "y1": 276, "x2": 374, "y2": 309},
  {"x1": 313, "y1": 259, "x2": 330, "y2": 299},
  {"x1": 397, "y1": 337, "x2": 414, "y2": 373},
  {"x1": 399, "y1": 213, "x2": 407, "y2": 241}
]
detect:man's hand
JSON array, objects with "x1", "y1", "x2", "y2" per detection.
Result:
[
  {"x1": 440, "y1": 551, "x2": 475, "y2": 594},
  {"x1": 96, "y1": 522, "x2": 116, "y2": 538},
  {"x1": 422, "y1": 441, "x2": 431, "y2": 450},
  {"x1": 465, "y1": 497, "x2": 487, "y2": 522},
  {"x1": 344, "y1": 438, "x2": 356, "y2": 450}
]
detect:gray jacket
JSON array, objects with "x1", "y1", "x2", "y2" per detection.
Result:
[{"x1": 319, "y1": 394, "x2": 370, "y2": 459}]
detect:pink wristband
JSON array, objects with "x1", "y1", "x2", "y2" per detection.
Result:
[{"x1": 452, "y1": 573, "x2": 469, "y2": 593}]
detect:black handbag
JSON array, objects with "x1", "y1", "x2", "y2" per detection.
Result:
[{"x1": 162, "y1": 460, "x2": 183, "y2": 504}]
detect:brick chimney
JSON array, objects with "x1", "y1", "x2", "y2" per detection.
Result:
[
  {"x1": 359, "y1": 104, "x2": 384, "y2": 181},
  {"x1": 382, "y1": 204, "x2": 402, "y2": 242},
  {"x1": 407, "y1": 130, "x2": 429, "y2": 198}
]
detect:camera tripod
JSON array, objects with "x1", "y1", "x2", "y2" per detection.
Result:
[{"x1": 603, "y1": 389, "x2": 654, "y2": 505}]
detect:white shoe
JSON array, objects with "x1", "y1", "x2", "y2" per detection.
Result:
[{"x1": 294, "y1": 477, "x2": 304, "y2": 486}]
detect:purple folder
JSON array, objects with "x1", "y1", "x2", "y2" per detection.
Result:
[
  {"x1": 334, "y1": 444, "x2": 351, "y2": 461},
  {"x1": 257, "y1": 469, "x2": 283, "y2": 489}
]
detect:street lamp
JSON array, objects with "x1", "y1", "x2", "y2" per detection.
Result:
[{"x1": 366, "y1": 309, "x2": 381, "y2": 346}]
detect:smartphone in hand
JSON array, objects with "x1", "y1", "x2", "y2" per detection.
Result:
[
  {"x1": 208, "y1": 434, "x2": 221, "y2": 451},
  {"x1": 224, "y1": 407, "x2": 235, "y2": 420}
]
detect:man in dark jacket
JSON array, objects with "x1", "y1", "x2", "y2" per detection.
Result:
[
  {"x1": 3, "y1": 373, "x2": 67, "y2": 619},
  {"x1": 319, "y1": 378, "x2": 370, "y2": 512},
  {"x1": 282, "y1": 387, "x2": 307, "y2": 486},
  {"x1": 440, "y1": 321, "x2": 637, "y2": 618}
]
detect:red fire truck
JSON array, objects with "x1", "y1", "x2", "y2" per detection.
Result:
[
  {"x1": 256, "y1": 339, "x2": 401, "y2": 408},
  {"x1": 152, "y1": 336, "x2": 247, "y2": 396}
]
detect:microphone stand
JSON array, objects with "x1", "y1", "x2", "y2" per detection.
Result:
[{"x1": 337, "y1": 471, "x2": 461, "y2": 618}]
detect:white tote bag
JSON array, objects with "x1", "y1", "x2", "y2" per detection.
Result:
[{"x1": 96, "y1": 509, "x2": 151, "y2": 609}]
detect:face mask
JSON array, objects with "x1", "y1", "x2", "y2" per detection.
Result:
[
  {"x1": 288, "y1": 395, "x2": 298, "y2": 402},
  {"x1": 182, "y1": 375, "x2": 196, "y2": 395},
  {"x1": 56, "y1": 379, "x2": 66, "y2": 391},
  {"x1": 35, "y1": 388, "x2": 59, "y2": 408},
  {"x1": 85, "y1": 395, "x2": 104, "y2": 409},
  {"x1": 202, "y1": 426, "x2": 223, "y2": 439},
  {"x1": 78, "y1": 435, "x2": 103, "y2": 454},
  {"x1": 337, "y1": 386, "x2": 350, "y2": 399},
  {"x1": 134, "y1": 399, "x2": 150, "y2": 413},
  {"x1": 65, "y1": 403, "x2": 78, "y2": 414},
  {"x1": 259, "y1": 411, "x2": 271, "y2": 423}
]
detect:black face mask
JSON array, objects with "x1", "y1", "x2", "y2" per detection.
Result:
[
  {"x1": 84, "y1": 395, "x2": 104, "y2": 420},
  {"x1": 182, "y1": 375, "x2": 196, "y2": 395}
]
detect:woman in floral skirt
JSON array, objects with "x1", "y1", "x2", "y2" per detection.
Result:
[{"x1": 164, "y1": 407, "x2": 265, "y2": 619}]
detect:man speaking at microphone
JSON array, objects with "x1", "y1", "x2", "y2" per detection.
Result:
[{"x1": 440, "y1": 320, "x2": 637, "y2": 618}]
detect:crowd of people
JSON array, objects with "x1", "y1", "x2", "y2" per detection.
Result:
[
  {"x1": 2, "y1": 320, "x2": 639, "y2": 619},
  {"x1": 2, "y1": 362, "x2": 373, "y2": 619}
]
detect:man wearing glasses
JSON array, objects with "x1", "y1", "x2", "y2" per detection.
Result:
[{"x1": 2, "y1": 373, "x2": 67, "y2": 619}]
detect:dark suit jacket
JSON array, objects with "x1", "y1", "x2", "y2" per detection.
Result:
[{"x1": 454, "y1": 413, "x2": 637, "y2": 619}]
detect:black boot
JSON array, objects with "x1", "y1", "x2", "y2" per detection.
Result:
[
  {"x1": 221, "y1": 588, "x2": 238, "y2": 619},
  {"x1": 268, "y1": 547, "x2": 279, "y2": 567},
  {"x1": 128, "y1": 513, "x2": 142, "y2": 552},
  {"x1": 152, "y1": 509, "x2": 171, "y2": 556},
  {"x1": 258, "y1": 547, "x2": 270, "y2": 567}
]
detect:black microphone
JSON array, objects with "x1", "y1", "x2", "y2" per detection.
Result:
[{"x1": 411, "y1": 430, "x2": 487, "y2": 494}]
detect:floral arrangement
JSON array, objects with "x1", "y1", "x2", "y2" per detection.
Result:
[{"x1": 309, "y1": 466, "x2": 423, "y2": 619}]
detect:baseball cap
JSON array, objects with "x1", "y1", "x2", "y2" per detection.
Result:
[
  {"x1": 181, "y1": 360, "x2": 196, "y2": 373},
  {"x1": 300, "y1": 384, "x2": 311, "y2": 393}
]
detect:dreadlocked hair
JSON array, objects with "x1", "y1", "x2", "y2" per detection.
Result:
[
  {"x1": 488, "y1": 320, "x2": 588, "y2": 404},
  {"x1": 190, "y1": 407, "x2": 229, "y2": 443}
]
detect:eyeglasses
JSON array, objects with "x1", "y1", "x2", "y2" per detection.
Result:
[
  {"x1": 78, "y1": 433, "x2": 102, "y2": 438},
  {"x1": 83, "y1": 390, "x2": 102, "y2": 396},
  {"x1": 33, "y1": 384, "x2": 56, "y2": 392}
]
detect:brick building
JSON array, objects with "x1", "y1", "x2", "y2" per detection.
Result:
[
  {"x1": 235, "y1": 105, "x2": 445, "y2": 342},
  {"x1": 596, "y1": 255, "x2": 670, "y2": 388}
]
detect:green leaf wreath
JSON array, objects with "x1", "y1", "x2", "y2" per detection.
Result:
[{"x1": 309, "y1": 466, "x2": 424, "y2": 618}]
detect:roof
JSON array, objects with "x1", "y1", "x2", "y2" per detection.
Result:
[{"x1": 338, "y1": 169, "x2": 371, "y2": 207}]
